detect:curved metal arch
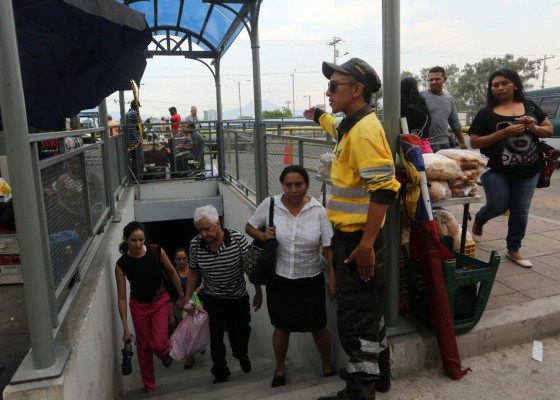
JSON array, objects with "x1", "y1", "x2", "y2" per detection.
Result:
[{"x1": 148, "y1": 25, "x2": 217, "y2": 54}]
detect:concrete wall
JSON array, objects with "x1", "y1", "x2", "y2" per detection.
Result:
[{"x1": 4, "y1": 187, "x2": 138, "y2": 400}]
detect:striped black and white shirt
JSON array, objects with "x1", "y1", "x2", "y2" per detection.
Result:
[{"x1": 189, "y1": 228, "x2": 248, "y2": 299}]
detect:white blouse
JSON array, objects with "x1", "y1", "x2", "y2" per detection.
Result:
[{"x1": 248, "y1": 194, "x2": 333, "y2": 279}]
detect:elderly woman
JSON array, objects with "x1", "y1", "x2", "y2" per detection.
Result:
[
  {"x1": 468, "y1": 68, "x2": 553, "y2": 268},
  {"x1": 246, "y1": 165, "x2": 335, "y2": 388}
]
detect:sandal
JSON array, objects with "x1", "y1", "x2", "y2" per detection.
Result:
[
  {"x1": 506, "y1": 252, "x2": 532, "y2": 268},
  {"x1": 472, "y1": 222, "x2": 483, "y2": 243}
]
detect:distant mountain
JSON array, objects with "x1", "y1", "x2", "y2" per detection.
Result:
[{"x1": 222, "y1": 99, "x2": 281, "y2": 119}]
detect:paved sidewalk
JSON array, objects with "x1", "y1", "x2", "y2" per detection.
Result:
[
  {"x1": 442, "y1": 181, "x2": 560, "y2": 313},
  {"x1": 340, "y1": 334, "x2": 560, "y2": 400}
]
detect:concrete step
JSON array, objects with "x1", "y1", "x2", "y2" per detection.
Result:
[
  {"x1": 124, "y1": 354, "x2": 342, "y2": 400},
  {"x1": 390, "y1": 294, "x2": 560, "y2": 377}
]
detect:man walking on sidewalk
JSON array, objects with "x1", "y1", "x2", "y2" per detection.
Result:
[{"x1": 421, "y1": 66, "x2": 466, "y2": 152}]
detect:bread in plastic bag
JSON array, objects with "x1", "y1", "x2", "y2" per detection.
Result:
[
  {"x1": 428, "y1": 180, "x2": 451, "y2": 201},
  {"x1": 434, "y1": 209, "x2": 461, "y2": 250},
  {"x1": 317, "y1": 152, "x2": 335, "y2": 179},
  {"x1": 423, "y1": 153, "x2": 462, "y2": 180}
]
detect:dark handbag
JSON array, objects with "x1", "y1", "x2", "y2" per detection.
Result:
[
  {"x1": 536, "y1": 141, "x2": 560, "y2": 188},
  {"x1": 244, "y1": 197, "x2": 278, "y2": 285},
  {"x1": 150, "y1": 244, "x2": 179, "y2": 300}
]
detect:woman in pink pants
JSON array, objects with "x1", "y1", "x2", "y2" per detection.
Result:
[{"x1": 115, "y1": 221, "x2": 185, "y2": 393}]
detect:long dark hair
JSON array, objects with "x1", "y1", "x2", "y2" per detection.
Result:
[
  {"x1": 119, "y1": 221, "x2": 145, "y2": 254},
  {"x1": 486, "y1": 68, "x2": 527, "y2": 107},
  {"x1": 401, "y1": 77, "x2": 429, "y2": 112}
]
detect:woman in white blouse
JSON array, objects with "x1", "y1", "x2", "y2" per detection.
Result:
[{"x1": 246, "y1": 165, "x2": 336, "y2": 388}]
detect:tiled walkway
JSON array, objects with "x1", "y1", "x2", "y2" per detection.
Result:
[{"x1": 444, "y1": 195, "x2": 560, "y2": 312}]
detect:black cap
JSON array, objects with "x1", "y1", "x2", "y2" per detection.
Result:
[
  {"x1": 322, "y1": 58, "x2": 381, "y2": 93},
  {"x1": 130, "y1": 99, "x2": 140, "y2": 108}
]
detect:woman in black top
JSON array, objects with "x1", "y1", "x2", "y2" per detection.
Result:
[
  {"x1": 115, "y1": 221, "x2": 184, "y2": 393},
  {"x1": 401, "y1": 77, "x2": 432, "y2": 153},
  {"x1": 468, "y1": 69, "x2": 553, "y2": 268}
]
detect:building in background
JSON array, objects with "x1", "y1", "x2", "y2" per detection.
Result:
[{"x1": 203, "y1": 109, "x2": 217, "y2": 121}]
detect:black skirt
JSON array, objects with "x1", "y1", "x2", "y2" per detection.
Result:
[{"x1": 266, "y1": 272, "x2": 327, "y2": 332}]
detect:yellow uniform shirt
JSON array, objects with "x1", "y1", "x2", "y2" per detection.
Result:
[{"x1": 319, "y1": 111, "x2": 400, "y2": 232}]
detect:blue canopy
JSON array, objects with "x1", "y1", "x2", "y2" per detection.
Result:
[{"x1": 120, "y1": 0, "x2": 252, "y2": 59}]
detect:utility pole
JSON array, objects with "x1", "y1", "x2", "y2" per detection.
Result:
[
  {"x1": 227, "y1": 78, "x2": 250, "y2": 117},
  {"x1": 291, "y1": 69, "x2": 296, "y2": 116},
  {"x1": 327, "y1": 37, "x2": 342, "y2": 63},
  {"x1": 285, "y1": 100, "x2": 292, "y2": 115},
  {"x1": 304, "y1": 95, "x2": 311, "y2": 108},
  {"x1": 541, "y1": 54, "x2": 555, "y2": 89}
]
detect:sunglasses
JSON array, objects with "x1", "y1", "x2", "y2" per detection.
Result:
[{"x1": 327, "y1": 80, "x2": 358, "y2": 93}]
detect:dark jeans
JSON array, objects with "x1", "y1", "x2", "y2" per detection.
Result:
[
  {"x1": 430, "y1": 140, "x2": 451, "y2": 153},
  {"x1": 332, "y1": 229, "x2": 388, "y2": 400},
  {"x1": 198, "y1": 291, "x2": 251, "y2": 378},
  {"x1": 475, "y1": 169, "x2": 539, "y2": 252}
]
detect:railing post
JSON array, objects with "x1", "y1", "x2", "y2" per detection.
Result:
[
  {"x1": 382, "y1": 0, "x2": 401, "y2": 328},
  {"x1": 248, "y1": 1, "x2": 267, "y2": 203},
  {"x1": 98, "y1": 99, "x2": 116, "y2": 216},
  {"x1": 0, "y1": 0, "x2": 70, "y2": 380}
]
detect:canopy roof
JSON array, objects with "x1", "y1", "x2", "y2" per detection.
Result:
[{"x1": 120, "y1": 0, "x2": 251, "y2": 59}]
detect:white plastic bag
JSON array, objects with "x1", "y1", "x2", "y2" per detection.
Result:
[{"x1": 169, "y1": 308, "x2": 209, "y2": 360}]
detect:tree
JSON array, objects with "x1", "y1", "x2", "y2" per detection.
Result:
[
  {"x1": 262, "y1": 107, "x2": 292, "y2": 118},
  {"x1": 453, "y1": 54, "x2": 540, "y2": 112},
  {"x1": 400, "y1": 70, "x2": 421, "y2": 82}
]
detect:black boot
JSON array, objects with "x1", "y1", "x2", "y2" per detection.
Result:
[{"x1": 375, "y1": 347, "x2": 391, "y2": 393}]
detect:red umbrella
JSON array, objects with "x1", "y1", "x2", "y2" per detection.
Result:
[{"x1": 399, "y1": 134, "x2": 469, "y2": 380}]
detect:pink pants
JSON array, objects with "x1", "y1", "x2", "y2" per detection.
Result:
[{"x1": 130, "y1": 292, "x2": 171, "y2": 392}]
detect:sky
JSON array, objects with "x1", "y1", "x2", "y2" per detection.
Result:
[{"x1": 106, "y1": 0, "x2": 560, "y2": 120}]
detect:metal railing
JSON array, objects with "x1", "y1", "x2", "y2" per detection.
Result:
[
  {"x1": 23, "y1": 118, "x2": 334, "y2": 339},
  {"x1": 221, "y1": 120, "x2": 334, "y2": 205},
  {"x1": 28, "y1": 125, "x2": 126, "y2": 327}
]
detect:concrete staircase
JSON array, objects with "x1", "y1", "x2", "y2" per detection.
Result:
[{"x1": 124, "y1": 353, "x2": 343, "y2": 400}]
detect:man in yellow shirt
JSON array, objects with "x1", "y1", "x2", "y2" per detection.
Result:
[{"x1": 305, "y1": 58, "x2": 400, "y2": 400}]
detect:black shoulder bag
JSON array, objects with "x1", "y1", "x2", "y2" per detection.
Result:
[
  {"x1": 150, "y1": 244, "x2": 179, "y2": 300},
  {"x1": 244, "y1": 197, "x2": 278, "y2": 285},
  {"x1": 536, "y1": 141, "x2": 560, "y2": 188}
]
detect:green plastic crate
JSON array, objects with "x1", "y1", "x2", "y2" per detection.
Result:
[{"x1": 403, "y1": 237, "x2": 501, "y2": 335}]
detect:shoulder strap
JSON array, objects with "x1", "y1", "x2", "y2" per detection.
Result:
[
  {"x1": 268, "y1": 196, "x2": 275, "y2": 226},
  {"x1": 420, "y1": 115, "x2": 429, "y2": 133}
]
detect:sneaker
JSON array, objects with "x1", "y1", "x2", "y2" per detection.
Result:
[
  {"x1": 162, "y1": 354, "x2": 173, "y2": 368},
  {"x1": 239, "y1": 354, "x2": 251, "y2": 373},
  {"x1": 121, "y1": 341, "x2": 133, "y2": 376}
]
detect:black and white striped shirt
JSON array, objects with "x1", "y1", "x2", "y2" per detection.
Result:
[{"x1": 189, "y1": 228, "x2": 248, "y2": 299}]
